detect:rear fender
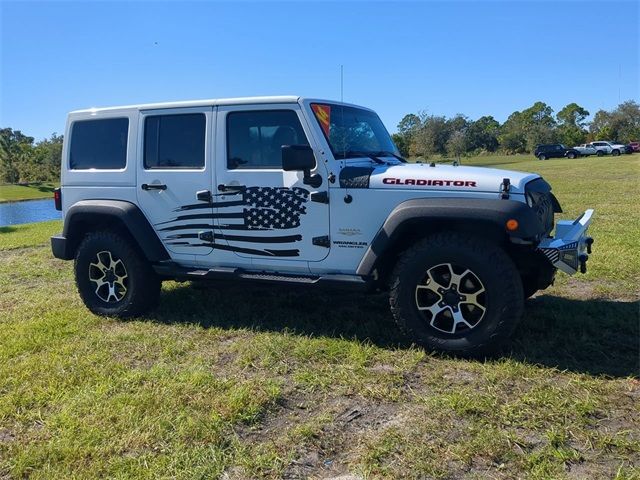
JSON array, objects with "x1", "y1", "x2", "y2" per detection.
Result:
[{"x1": 55, "y1": 200, "x2": 169, "y2": 261}]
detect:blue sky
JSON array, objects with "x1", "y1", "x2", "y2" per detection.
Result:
[{"x1": 1, "y1": 1, "x2": 638, "y2": 140}]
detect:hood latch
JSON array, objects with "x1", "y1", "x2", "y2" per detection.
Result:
[{"x1": 501, "y1": 178, "x2": 511, "y2": 199}]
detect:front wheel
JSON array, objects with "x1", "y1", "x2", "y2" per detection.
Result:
[
  {"x1": 567, "y1": 152, "x2": 577, "y2": 159},
  {"x1": 537, "y1": 154, "x2": 546, "y2": 161},
  {"x1": 389, "y1": 233, "x2": 524, "y2": 356},
  {"x1": 596, "y1": 150, "x2": 604, "y2": 157},
  {"x1": 75, "y1": 231, "x2": 161, "y2": 317},
  {"x1": 612, "y1": 149, "x2": 620, "y2": 156}
]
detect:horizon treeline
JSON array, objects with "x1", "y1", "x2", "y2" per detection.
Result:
[
  {"x1": 1, "y1": 100, "x2": 639, "y2": 183},
  {"x1": 391, "y1": 100, "x2": 640, "y2": 158}
]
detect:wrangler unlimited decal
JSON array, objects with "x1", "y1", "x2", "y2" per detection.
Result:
[{"x1": 383, "y1": 178, "x2": 477, "y2": 187}]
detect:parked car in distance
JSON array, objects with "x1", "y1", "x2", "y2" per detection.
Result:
[
  {"x1": 623, "y1": 144, "x2": 635, "y2": 154},
  {"x1": 629, "y1": 141, "x2": 640, "y2": 153},
  {"x1": 573, "y1": 144, "x2": 598, "y2": 157},
  {"x1": 534, "y1": 144, "x2": 580, "y2": 160},
  {"x1": 588, "y1": 141, "x2": 627, "y2": 156}
]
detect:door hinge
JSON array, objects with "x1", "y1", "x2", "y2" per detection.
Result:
[
  {"x1": 198, "y1": 231, "x2": 214, "y2": 243},
  {"x1": 310, "y1": 191, "x2": 329, "y2": 204},
  {"x1": 312, "y1": 235, "x2": 330, "y2": 248}
]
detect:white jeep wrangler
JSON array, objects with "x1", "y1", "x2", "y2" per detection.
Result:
[{"x1": 51, "y1": 96, "x2": 594, "y2": 355}]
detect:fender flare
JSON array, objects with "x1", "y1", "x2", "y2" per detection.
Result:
[
  {"x1": 54, "y1": 200, "x2": 169, "y2": 262},
  {"x1": 355, "y1": 197, "x2": 544, "y2": 276}
]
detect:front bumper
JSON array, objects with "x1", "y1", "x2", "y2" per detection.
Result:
[{"x1": 537, "y1": 209, "x2": 594, "y2": 275}]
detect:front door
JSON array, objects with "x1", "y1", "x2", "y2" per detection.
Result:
[
  {"x1": 137, "y1": 107, "x2": 215, "y2": 258},
  {"x1": 211, "y1": 104, "x2": 330, "y2": 265}
]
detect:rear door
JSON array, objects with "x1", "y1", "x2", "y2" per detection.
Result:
[
  {"x1": 211, "y1": 104, "x2": 330, "y2": 265},
  {"x1": 137, "y1": 107, "x2": 215, "y2": 258}
]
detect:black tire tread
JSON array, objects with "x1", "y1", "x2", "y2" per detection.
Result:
[
  {"x1": 74, "y1": 230, "x2": 161, "y2": 317},
  {"x1": 389, "y1": 232, "x2": 524, "y2": 356}
]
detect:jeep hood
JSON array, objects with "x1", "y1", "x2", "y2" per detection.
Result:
[{"x1": 366, "y1": 163, "x2": 539, "y2": 194}]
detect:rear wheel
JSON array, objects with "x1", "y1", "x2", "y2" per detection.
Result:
[
  {"x1": 75, "y1": 231, "x2": 161, "y2": 317},
  {"x1": 389, "y1": 233, "x2": 524, "y2": 356}
]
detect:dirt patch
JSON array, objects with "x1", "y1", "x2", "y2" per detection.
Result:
[
  {"x1": 0, "y1": 428, "x2": 15, "y2": 443},
  {"x1": 231, "y1": 389, "x2": 407, "y2": 479},
  {"x1": 553, "y1": 277, "x2": 639, "y2": 302}
]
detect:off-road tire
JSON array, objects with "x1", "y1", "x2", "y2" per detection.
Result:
[
  {"x1": 521, "y1": 276, "x2": 540, "y2": 299},
  {"x1": 537, "y1": 154, "x2": 546, "y2": 161},
  {"x1": 75, "y1": 231, "x2": 161, "y2": 317},
  {"x1": 389, "y1": 232, "x2": 524, "y2": 357}
]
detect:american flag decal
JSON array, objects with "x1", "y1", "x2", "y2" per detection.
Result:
[{"x1": 159, "y1": 186, "x2": 310, "y2": 257}]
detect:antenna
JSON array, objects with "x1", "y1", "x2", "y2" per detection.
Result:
[
  {"x1": 618, "y1": 63, "x2": 621, "y2": 104},
  {"x1": 340, "y1": 64, "x2": 344, "y2": 103}
]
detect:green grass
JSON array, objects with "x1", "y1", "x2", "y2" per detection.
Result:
[
  {"x1": 0, "y1": 220, "x2": 61, "y2": 250},
  {"x1": 1, "y1": 154, "x2": 639, "y2": 479},
  {"x1": 0, "y1": 183, "x2": 57, "y2": 203}
]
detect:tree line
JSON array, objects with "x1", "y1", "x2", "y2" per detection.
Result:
[
  {"x1": 1, "y1": 99, "x2": 639, "y2": 183},
  {"x1": 391, "y1": 100, "x2": 640, "y2": 158},
  {"x1": 0, "y1": 128, "x2": 62, "y2": 184}
]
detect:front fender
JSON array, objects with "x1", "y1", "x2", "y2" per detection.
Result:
[{"x1": 356, "y1": 197, "x2": 544, "y2": 276}]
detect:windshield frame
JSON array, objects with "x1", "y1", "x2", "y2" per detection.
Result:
[{"x1": 309, "y1": 102, "x2": 399, "y2": 160}]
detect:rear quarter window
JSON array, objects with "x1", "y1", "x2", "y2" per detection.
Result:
[{"x1": 69, "y1": 118, "x2": 129, "y2": 170}]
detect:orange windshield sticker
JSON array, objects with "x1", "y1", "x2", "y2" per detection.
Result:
[{"x1": 312, "y1": 104, "x2": 331, "y2": 137}]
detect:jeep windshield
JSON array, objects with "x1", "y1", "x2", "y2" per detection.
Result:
[{"x1": 310, "y1": 103, "x2": 400, "y2": 160}]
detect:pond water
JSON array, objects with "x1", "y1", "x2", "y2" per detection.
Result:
[{"x1": 0, "y1": 199, "x2": 62, "y2": 227}]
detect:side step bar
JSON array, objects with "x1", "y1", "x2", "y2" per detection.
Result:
[{"x1": 152, "y1": 262, "x2": 371, "y2": 290}]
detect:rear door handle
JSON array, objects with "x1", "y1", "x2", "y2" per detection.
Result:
[
  {"x1": 141, "y1": 183, "x2": 167, "y2": 191},
  {"x1": 217, "y1": 184, "x2": 243, "y2": 192}
]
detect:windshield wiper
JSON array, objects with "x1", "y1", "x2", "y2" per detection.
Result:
[
  {"x1": 338, "y1": 151, "x2": 387, "y2": 165},
  {"x1": 371, "y1": 150, "x2": 408, "y2": 163}
]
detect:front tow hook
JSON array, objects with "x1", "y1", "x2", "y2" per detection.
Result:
[
  {"x1": 579, "y1": 253, "x2": 589, "y2": 274},
  {"x1": 585, "y1": 236, "x2": 594, "y2": 254}
]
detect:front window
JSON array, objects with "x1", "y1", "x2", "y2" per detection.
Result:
[
  {"x1": 226, "y1": 110, "x2": 309, "y2": 169},
  {"x1": 310, "y1": 103, "x2": 398, "y2": 159}
]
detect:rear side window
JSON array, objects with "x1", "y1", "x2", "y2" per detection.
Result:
[
  {"x1": 226, "y1": 110, "x2": 308, "y2": 169},
  {"x1": 144, "y1": 113, "x2": 205, "y2": 169},
  {"x1": 69, "y1": 118, "x2": 129, "y2": 170}
]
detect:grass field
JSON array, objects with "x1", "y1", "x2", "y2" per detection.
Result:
[
  {"x1": 0, "y1": 183, "x2": 57, "y2": 203},
  {"x1": 1, "y1": 155, "x2": 638, "y2": 479}
]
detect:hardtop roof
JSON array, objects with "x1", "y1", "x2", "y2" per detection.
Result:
[{"x1": 69, "y1": 96, "x2": 373, "y2": 115}]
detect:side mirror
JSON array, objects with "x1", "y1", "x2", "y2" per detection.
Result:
[
  {"x1": 282, "y1": 145, "x2": 316, "y2": 171},
  {"x1": 281, "y1": 145, "x2": 322, "y2": 188}
]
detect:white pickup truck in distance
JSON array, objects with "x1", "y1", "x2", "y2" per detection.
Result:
[
  {"x1": 588, "y1": 141, "x2": 627, "y2": 156},
  {"x1": 51, "y1": 96, "x2": 595, "y2": 356},
  {"x1": 574, "y1": 144, "x2": 599, "y2": 156}
]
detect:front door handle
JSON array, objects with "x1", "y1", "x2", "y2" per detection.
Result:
[
  {"x1": 196, "y1": 190, "x2": 212, "y2": 202},
  {"x1": 141, "y1": 183, "x2": 167, "y2": 191}
]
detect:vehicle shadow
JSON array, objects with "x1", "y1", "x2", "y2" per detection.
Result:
[
  {"x1": 151, "y1": 282, "x2": 639, "y2": 378},
  {"x1": 36, "y1": 184, "x2": 55, "y2": 192}
]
